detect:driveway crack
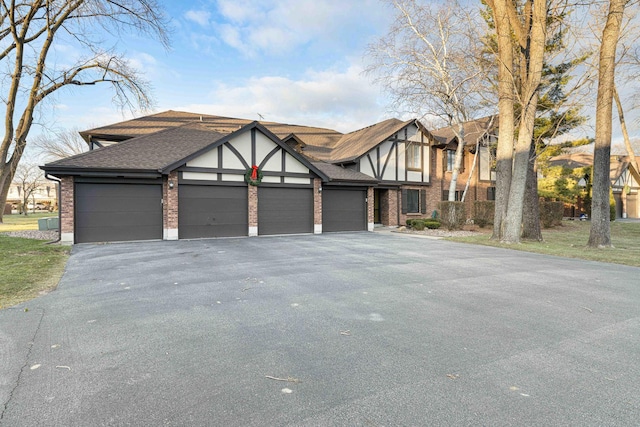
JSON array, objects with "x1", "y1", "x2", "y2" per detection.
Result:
[{"x1": 0, "y1": 307, "x2": 45, "y2": 423}]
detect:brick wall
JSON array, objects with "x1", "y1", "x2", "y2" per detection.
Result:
[
  {"x1": 367, "y1": 187, "x2": 374, "y2": 230},
  {"x1": 163, "y1": 172, "x2": 179, "y2": 238},
  {"x1": 248, "y1": 185, "x2": 258, "y2": 233},
  {"x1": 313, "y1": 179, "x2": 322, "y2": 233},
  {"x1": 60, "y1": 176, "x2": 74, "y2": 235}
]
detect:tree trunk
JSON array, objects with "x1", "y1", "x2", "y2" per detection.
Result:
[
  {"x1": 521, "y1": 145, "x2": 542, "y2": 241},
  {"x1": 489, "y1": 0, "x2": 515, "y2": 241},
  {"x1": 588, "y1": 0, "x2": 627, "y2": 248},
  {"x1": 448, "y1": 123, "x2": 466, "y2": 201},
  {"x1": 501, "y1": 0, "x2": 547, "y2": 244}
]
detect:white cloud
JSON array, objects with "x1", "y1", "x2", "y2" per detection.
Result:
[
  {"x1": 172, "y1": 63, "x2": 390, "y2": 132},
  {"x1": 184, "y1": 10, "x2": 211, "y2": 27}
]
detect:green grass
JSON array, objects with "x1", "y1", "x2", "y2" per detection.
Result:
[
  {"x1": 0, "y1": 235, "x2": 70, "y2": 309},
  {"x1": 0, "y1": 212, "x2": 58, "y2": 232},
  {"x1": 449, "y1": 221, "x2": 640, "y2": 267}
]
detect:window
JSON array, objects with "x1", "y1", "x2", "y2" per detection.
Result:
[
  {"x1": 444, "y1": 150, "x2": 464, "y2": 172},
  {"x1": 406, "y1": 189, "x2": 420, "y2": 213},
  {"x1": 487, "y1": 187, "x2": 496, "y2": 201},
  {"x1": 406, "y1": 142, "x2": 421, "y2": 170},
  {"x1": 401, "y1": 188, "x2": 426, "y2": 214},
  {"x1": 442, "y1": 190, "x2": 462, "y2": 201},
  {"x1": 479, "y1": 146, "x2": 496, "y2": 181}
]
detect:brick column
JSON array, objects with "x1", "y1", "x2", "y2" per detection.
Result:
[
  {"x1": 248, "y1": 185, "x2": 258, "y2": 236},
  {"x1": 387, "y1": 189, "x2": 399, "y2": 227},
  {"x1": 367, "y1": 186, "x2": 374, "y2": 231},
  {"x1": 163, "y1": 172, "x2": 179, "y2": 240},
  {"x1": 314, "y1": 178, "x2": 322, "y2": 234},
  {"x1": 60, "y1": 176, "x2": 74, "y2": 244}
]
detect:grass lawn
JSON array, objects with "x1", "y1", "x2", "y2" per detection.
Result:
[
  {"x1": 449, "y1": 220, "x2": 640, "y2": 268},
  {"x1": 0, "y1": 212, "x2": 58, "y2": 231},
  {"x1": 1, "y1": 212, "x2": 69, "y2": 309}
]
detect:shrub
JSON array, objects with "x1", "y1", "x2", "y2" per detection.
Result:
[
  {"x1": 406, "y1": 219, "x2": 415, "y2": 228},
  {"x1": 438, "y1": 201, "x2": 466, "y2": 230},
  {"x1": 540, "y1": 201, "x2": 563, "y2": 228},
  {"x1": 473, "y1": 201, "x2": 494, "y2": 228},
  {"x1": 610, "y1": 198, "x2": 616, "y2": 222},
  {"x1": 423, "y1": 219, "x2": 441, "y2": 229},
  {"x1": 412, "y1": 221, "x2": 425, "y2": 231}
]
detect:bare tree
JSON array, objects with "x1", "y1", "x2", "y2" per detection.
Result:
[
  {"x1": 34, "y1": 128, "x2": 89, "y2": 161},
  {"x1": 0, "y1": 0, "x2": 170, "y2": 223},
  {"x1": 366, "y1": 0, "x2": 491, "y2": 202},
  {"x1": 484, "y1": 0, "x2": 549, "y2": 244},
  {"x1": 588, "y1": 0, "x2": 630, "y2": 248},
  {"x1": 14, "y1": 162, "x2": 41, "y2": 215}
]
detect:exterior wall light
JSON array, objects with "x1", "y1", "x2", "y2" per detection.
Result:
[{"x1": 168, "y1": 181, "x2": 174, "y2": 189}]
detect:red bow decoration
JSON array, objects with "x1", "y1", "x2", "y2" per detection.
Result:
[{"x1": 251, "y1": 165, "x2": 259, "y2": 180}]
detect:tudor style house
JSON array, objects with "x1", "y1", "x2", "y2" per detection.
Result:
[{"x1": 41, "y1": 111, "x2": 497, "y2": 244}]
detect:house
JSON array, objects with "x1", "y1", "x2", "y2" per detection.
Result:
[
  {"x1": 41, "y1": 111, "x2": 497, "y2": 244},
  {"x1": 5, "y1": 179, "x2": 57, "y2": 213},
  {"x1": 548, "y1": 142, "x2": 640, "y2": 219}
]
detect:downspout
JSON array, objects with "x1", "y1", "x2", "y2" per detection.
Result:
[{"x1": 44, "y1": 173, "x2": 61, "y2": 244}]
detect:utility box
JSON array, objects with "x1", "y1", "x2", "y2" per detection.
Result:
[{"x1": 38, "y1": 217, "x2": 59, "y2": 230}]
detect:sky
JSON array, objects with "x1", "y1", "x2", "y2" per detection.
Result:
[
  {"x1": 37, "y1": 0, "x2": 397, "y2": 141},
  {"x1": 25, "y1": 0, "x2": 640, "y2": 162}
]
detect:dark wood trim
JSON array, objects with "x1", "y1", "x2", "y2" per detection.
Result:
[
  {"x1": 178, "y1": 179, "x2": 247, "y2": 187},
  {"x1": 224, "y1": 142, "x2": 250, "y2": 170},
  {"x1": 376, "y1": 146, "x2": 381, "y2": 178},
  {"x1": 258, "y1": 146, "x2": 281, "y2": 170},
  {"x1": 251, "y1": 128, "x2": 256, "y2": 166},
  {"x1": 258, "y1": 182, "x2": 313, "y2": 189},
  {"x1": 218, "y1": 145, "x2": 223, "y2": 181},
  {"x1": 380, "y1": 140, "x2": 396, "y2": 181},
  {"x1": 367, "y1": 154, "x2": 376, "y2": 179},
  {"x1": 74, "y1": 177, "x2": 162, "y2": 184},
  {"x1": 179, "y1": 166, "x2": 312, "y2": 179}
]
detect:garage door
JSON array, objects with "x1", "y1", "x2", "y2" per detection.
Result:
[
  {"x1": 75, "y1": 183, "x2": 162, "y2": 243},
  {"x1": 179, "y1": 185, "x2": 248, "y2": 238},
  {"x1": 258, "y1": 187, "x2": 313, "y2": 235},
  {"x1": 322, "y1": 188, "x2": 367, "y2": 232}
]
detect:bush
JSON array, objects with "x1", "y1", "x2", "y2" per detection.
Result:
[
  {"x1": 412, "y1": 221, "x2": 425, "y2": 231},
  {"x1": 540, "y1": 201, "x2": 563, "y2": 228},
  {"x1": 423, "y1": 219, "x2": 441, "y2": 229},
  {"x1": 610, "y1": 198, "x2": 616, "y2": 222},
  {"x1": 438, "y1": 201, "x2": 466, "y2": 230},
  {"x1": 473, "y1": 201, "x2": 494, "y2": 228}
]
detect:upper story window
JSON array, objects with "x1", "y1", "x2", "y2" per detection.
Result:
[
  {"x1": 479, "y1": 145, "x2": 496, "y2": 181},
  {"x1": 444, "y1": 149, "x2": 463, "y2": 173},
  {"x1": 406, "y1": 142, "x2": 421, "y2": 171}
]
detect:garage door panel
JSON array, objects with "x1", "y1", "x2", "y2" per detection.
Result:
[
  {"x1": 323, "y1": 188, "x2": 367, "y2": 232},
  {"x1": 259, "y1": 187, "x2": 313, "y2": 235},
  {"x1": 75, "y1": 183, "x2": 162, "y2": 243},
  {"x1": 179, "y1": 185, "x2": 248, "y2": 239}
]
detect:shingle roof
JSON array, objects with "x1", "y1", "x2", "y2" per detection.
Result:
[
  {"x1": 329, "y1": 118, "x2": 414, "y2": 163},
  {"x1": 46, "y1": 123, "x2": 227, "y2": 172},
  {"x1": 310, "y1": 162, "x2": 378, "y2": 183},
  {"x1": 430, "y1": 116, "x2": 497, "y2": 147}
]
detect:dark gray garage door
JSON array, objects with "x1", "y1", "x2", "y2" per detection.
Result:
[
  {"x1": 258, "y1": 187, "x2": 313, "y2": 235},
  {"x1": 75, "y1": 183, "x2": 162, "y2": 243},
  {"x1": 322, "y1": 188, "x2": 367, "y2": 232},
  {"x1": 179, "y1": 185, "x2": 248, "y2": 238}
]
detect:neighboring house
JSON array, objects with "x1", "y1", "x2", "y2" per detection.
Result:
[
  {"x1": 41, "y1": 111, "x2": 497, "y2": 244},
  {"x1": 548, "y1": 142, "x2": 640, "y2": 219},
  {"x1": 6, "y1": 180, "x2": 57, "y2": 211}
]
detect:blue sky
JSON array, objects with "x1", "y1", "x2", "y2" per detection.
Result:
[
  {"x1": 29, "y1": 0, "x2": 639, "y2": 162},
  {"x1": 42, "y1": 0, "x2": 396, "y2": 140}
]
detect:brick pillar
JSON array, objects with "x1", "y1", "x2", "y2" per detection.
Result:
[
  {"x1": 314, "y1": 178, "x2": 322, "y2": 234},
  {"x1": 248, "y1": 185, "x2": 258, "y2": 236},
  {"x1": 387, "y1": 189, "x2": 399, "y2": 227},
  {"x1": 60, "y1": 176, "x2": 74, "y2": 244},
  {"x1": 367, "y1": 187, "x2": 374, "y2": 231},
  {"x1": 163, "y1": 172, "x2": 179, "y2": 240}
]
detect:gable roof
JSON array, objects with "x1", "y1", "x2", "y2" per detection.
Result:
[
  {"x1": 328, "y1": 118, "x2": 415, "y2": 163},
  {"x1": 43, "y1": 121, "x2": 329, "y2": 181},
  {"x1": 430, "y1": 115, "x2": 497, "y2": 147}
]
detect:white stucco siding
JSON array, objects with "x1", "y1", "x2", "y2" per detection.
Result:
[
  {"x1": 261, "y1": 176, "x2": 281, "y2": 183},
  {"x1": 182, "y1": 172, "x2": 218, "y2": 181},
  {"x1": 284, "y1": 152, "x2": 309, "y2": 174},
  {"x1": 220, "y1": 174, "x2": 245, "y2": 182},
  {"x1": 360, "y1": 156, "x2": 376, "y2": 178},
  {"x1": 284, "y1": 177, "x2": 312, "y2": 184},
  {"x1": 186, "y1": 148, "x2": 218, "y2": 168},
  {"x1": 226, "y1": 132, "x2": 252, "y2": 167},
  {"x1": 379, "y1": 139, "x2": 397, "y2": 181},
  {"x1": 255, "y1": 133, "x2": 279, "y2": 166},
  {"x1": 222, "y1": 144, "x2": 245, "y2": 169},
  {"x1": 262, "y1": 152, "x2": 282, "y2": 172},
  {"x1": 407, "y1": 171, "x2": 422, "y2": 182}
]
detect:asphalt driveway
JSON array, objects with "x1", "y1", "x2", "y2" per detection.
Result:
[{"x1": 1, "y1": 232, "x2": 639, "y2": 426}]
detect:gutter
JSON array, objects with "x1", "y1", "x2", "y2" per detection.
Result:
[{"x1": 44, "y1": 173, "x2": 61, "y2": 244}]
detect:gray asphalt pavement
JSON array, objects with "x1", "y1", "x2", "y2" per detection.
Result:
[{"x1": 1, "y1": 232, "x2": 639, "y2": 426}]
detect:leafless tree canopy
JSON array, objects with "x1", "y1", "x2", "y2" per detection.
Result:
[
  {"x1": 34, "y1": 127, "x2": 89, "y2": 161},
  {"x1": 0, "y1": 0, "x2": 170, "y2": 222}
]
